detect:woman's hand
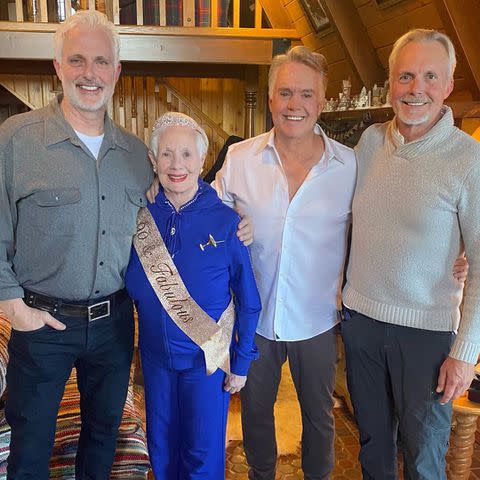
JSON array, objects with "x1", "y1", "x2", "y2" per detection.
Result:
[
  {"x1": 224, "y1": 373, "x2": 247, "y2": 394},
  {"x1": 453, "y1": 254, "x2": 468, "y2": 283},
  {"x1": 146, "y1": 177, "x2": 160, "y2": 203}
]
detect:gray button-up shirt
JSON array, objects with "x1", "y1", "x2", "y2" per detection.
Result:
[{"x1": 0, "y1": 96, "x2": 152, "y2": 301}]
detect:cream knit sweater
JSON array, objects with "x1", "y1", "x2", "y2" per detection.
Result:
[{"x1": 343, "y1": 107, "x2": 480, "y2": 364}]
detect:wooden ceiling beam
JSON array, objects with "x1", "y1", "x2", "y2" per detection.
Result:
[
  {"x1": 257, "y1": 0, "x2": 292, "y2": 29},
  {"x1": 320, "y1": 0, "x2": 385, "y2": 89},
  {"x1": 434, "y1": 0, "x2": 480, "y2": 100}
]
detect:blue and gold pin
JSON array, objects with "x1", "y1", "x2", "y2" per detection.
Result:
[{"x1": 200, "y1": 234, "x2": 225, "y2": 251}]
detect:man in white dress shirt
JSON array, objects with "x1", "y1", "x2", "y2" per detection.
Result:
[{"x1": 215, "y1": 46, "x2": 356, "y2": 480}]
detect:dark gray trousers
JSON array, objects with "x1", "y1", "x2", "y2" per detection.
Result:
[
  {"x1": 240, "y1": 328, "x2": 338, "y2": 480},
  {"x1": 341, "y1": 310, "x2": 454, "y2": 480}
]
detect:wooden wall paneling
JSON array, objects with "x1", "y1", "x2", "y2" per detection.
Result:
[
  {"x1": 27, "y1": 76, "x2": 44, "y2": 108},
  {"x1": 321, "y1": 0, "x2": 384, "y2": 89},
  {"x1": 189, "y1": 79, "x2": 202, "y2": 111},
  {"x1": 301, "y1": 33, "x2": 319, "y2": 50},
  {"x1": 292, "y1": 15, "x2": 311, "y2": 38},
  {"x1": 41, "y1": 74, "x2": 54, "y2": 107},
  {"x1": 327, "y1": 80, "x2": 346, "y2": 98},
  {"x1": 357, "y1": 0, "x2": 428, "y2": 29},
  {"x1": 319, "y1": 41, "x2": 349, "y2": 66},
  {"x1": 448, "y1": 78, "x2": 474, "y2": 102},
  {"x1": 326, "y1": 59, "x2": 362, "y2": 93},
  {"x1": 222, "y1": 78, "x2": 243, "y2": 136},
  {"x1": 12, "y1": 75, "x2": 28, "y2": 105},
  {"x1": 367, "y1": 4, "x2": 443, "y2": 49},
  {"x1": 353, "y1": 0, "x2": 369, "y2": 6},
  {"x1": 284, "y1": 0, "x2": 303, "y2": 23},
  {"x1": 88, "y1": 0, "x2": 95, "y2": 10},
  {"x1": 183, "y1": 0, "x2": 195, "y2": 27},
  {"x1": 201, "y1": 78, "x2": 223, "y2": 127},
  {"x1": 434, "y1": 0, "x2": 480, "y2": 100},
  {"x1": 156, "y1": 81, "x2": 168, "y2": 118},
  {"x1": 314, "y1": 30, "x2": 339, "y2": 48}
]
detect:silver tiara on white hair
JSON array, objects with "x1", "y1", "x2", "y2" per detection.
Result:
[{"x1": 152, "y1": 112, "x2": 208, "y2": 148}]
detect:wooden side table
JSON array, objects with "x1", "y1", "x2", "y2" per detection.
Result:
[{"x1": 448, "y1": 395, "x2": 480, "y2": 480}]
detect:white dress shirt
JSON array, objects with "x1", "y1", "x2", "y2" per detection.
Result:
[{"x1": 215, "y1": 125, "x2": 356, "y2": 341}]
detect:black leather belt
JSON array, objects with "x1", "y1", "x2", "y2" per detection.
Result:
[{"x1": 23, "y1": 289, "x2": 128, "y2": 322}]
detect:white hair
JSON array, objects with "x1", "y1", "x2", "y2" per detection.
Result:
[
  {"x1": 54, "y1": 10, "x2": 120, "y2": 66},
  {"x1": 268, "y1": 45, "x2": 328, "y2": 97},
  {"x1": 150, "y1": 112, "x2": 209, "y2": 159},
  {"x1": 389, "y1": 29, "x2": 456, "y2": 81}
]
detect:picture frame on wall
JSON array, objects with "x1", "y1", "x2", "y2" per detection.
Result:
[{"x1": 298, "y1": 0, "x2": 330, "y2": 33}]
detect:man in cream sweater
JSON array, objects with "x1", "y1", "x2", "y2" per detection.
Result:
[{"x1": 342, "y1": 29, "x2": 480, "y2": 479}]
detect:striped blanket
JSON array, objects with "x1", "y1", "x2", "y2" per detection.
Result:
[{"x1": 0, "y1": 314, "x2": 150, "y2": 479}]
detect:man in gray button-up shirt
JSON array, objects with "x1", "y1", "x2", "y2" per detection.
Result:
[{"x1": 0, "y1": 11, "x2": 152, "y2": 479}]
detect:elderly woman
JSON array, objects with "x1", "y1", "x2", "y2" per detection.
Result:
[{"x1": 125, "y1": 112, "x2": 261, "y2": 480}]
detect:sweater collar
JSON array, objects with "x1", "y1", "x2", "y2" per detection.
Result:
[{"x1": 385, "y1": 105, "x2": 455, "y2": 160}]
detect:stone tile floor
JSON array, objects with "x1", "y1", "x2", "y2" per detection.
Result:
[{"x1": 140, "y1": 387, "x2": 480, "y2": 480}]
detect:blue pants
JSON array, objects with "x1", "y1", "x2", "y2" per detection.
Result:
[
  {"x1": 342, "y1": 310, "x2": 454, "y2": 480},
  {"x1": 142, "y1": 353, "x2": 230, "y2": 480}
]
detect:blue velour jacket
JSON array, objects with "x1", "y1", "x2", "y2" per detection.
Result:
[{"x1": 125, "y1": 180, "x2": 261, "y2": 376}]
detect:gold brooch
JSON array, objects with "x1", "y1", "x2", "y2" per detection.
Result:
[{"x1": 200, "y1": 234, "x2": 225, "y2": 251}]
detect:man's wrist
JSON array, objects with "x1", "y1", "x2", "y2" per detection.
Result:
[{"x1": 0, "y1": 298, "x2": 25, "y2": 322}]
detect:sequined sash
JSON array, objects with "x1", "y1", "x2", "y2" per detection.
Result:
[{"x1": 133, "y1": 207, "x2": 234, "y2": 375}]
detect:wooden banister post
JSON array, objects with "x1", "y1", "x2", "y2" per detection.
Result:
[
  {"x1": 244, "y1": 65, "x2": 258, "y2": 139},
  {"x1": 244, "y1": 89, "x2": 256, "y2": 139}
]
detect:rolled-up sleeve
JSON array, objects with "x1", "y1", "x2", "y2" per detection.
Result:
[
  {"x1": 227, "y1": 220, "x2": 261, "y2": 375},
  {"x1": 0, "y1": 130, "x2": 23, "y2": 300}
]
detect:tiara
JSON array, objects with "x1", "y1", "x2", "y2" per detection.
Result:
[{"x1": 152, "y1": 112, "x2": 208, "y2": 148}]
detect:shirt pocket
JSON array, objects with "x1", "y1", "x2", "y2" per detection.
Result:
[
  {"x1": 29, "y1": 188, "x2": 81, "y2": 236},
  {"x1": 123, "y1": 188, "x2": 147, "y2": 235}
]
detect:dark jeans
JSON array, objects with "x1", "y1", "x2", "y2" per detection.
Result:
[
  {"x1": 241, "y1": 329, "x2": 337, "y2": 480},
  {"x1": 5, "y1": 296, "x2": 134, "y2": 480},
  {"x1": 341, "y1": 310, "x2": 454, "y2": 480}
]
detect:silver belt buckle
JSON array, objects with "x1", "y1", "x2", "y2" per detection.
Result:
[{"x1": 87, "y1": 300, "x2": 110, "y2": 321}]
